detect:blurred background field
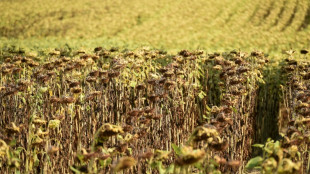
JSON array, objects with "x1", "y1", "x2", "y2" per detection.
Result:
[{"x1": 0, "y1": 0, "x2": 310, "y2": 54}]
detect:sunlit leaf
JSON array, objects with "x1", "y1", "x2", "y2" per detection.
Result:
[{"x1": 246, "y1": 156, "x2": 263, "y2": 169}]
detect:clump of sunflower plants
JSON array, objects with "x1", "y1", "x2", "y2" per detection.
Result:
[
  {"x1": 0, "y1": 47, "x2": 268, "y2": 173},
  {"x1": 246, "y1": 49, "x2": 310, "y2": 174},
  {"x1": 204, "y1": 50, "x2": 268, "y2": 172}
]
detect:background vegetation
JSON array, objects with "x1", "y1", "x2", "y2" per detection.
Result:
[{"x1": 0, "y1": 0, "x2": 309, "y2": 54}]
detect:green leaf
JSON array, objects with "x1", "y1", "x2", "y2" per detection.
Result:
[
  {"x1": 14, "y1": 147, "x2": 24, "y2": 155},
  {"x1": 194, "y1": 162, "x2": 203, "y2": 170},
  {"x1": 206, "y1": 105, "x2": 211, "y2": 111},
  {"x1": 76, "y1": 154, "x2": 85, "y2": 163},
  {"x1": 166, "y1": 164, "x2": 175, "y2": 173},
  {"x1": 150, "y1": 161, "x2": 158, "y2": 169},
  {"x1": 274, "y1": 141, "x2": 281, "y2": 150},
  {"x1": 213, "y1": 170, "x2": 222, "y2": 174},
  {"x1": 198, "y1": 91, "x2": 206, "y2": 99},
  {"x1": 297, "y1": 151, "x2": 301, "y2": 158},
  {"x1": 21, "y1": 97, "x2": 26, "y2": 104},
  {"x1": 86, "y1": 105, "x2": 91, "y2": 111},
  {"x1": 34, "y1": 154, "x2": 40, "y2": 167},
  {"x1": 104, "y1": 157, "x2": 112, "y2": 167},
  {"x1": 69, "y1": 166, "x2": 81, "y2": 174},
  {"x1": 232, "y1": 107, "x2": 238, "y2": 114},
  {"x1": 171, "y1": 143, "x2": 181, "y2": 156},
  {"x1": 127, "y1": 148, "x2": 133, "y2": 155},
  {"x1": 252, "y1": 144, "x2": 264, "y2": 148},
  {"x1": 158, "y1": 162, "x2": 165, "y2": 174},
  {"x1": 99, "y1": 159, "x2": 105, "y2": 167},
  {"x1": 39, "y1": 87, "x2": 48, "y2": 93},
  {"x1": 9, "y1": 139, "x2": 17, "y2": 146},
  {"x1": 246, "y1": 156, "x2": 263, "y2": 169},
  {"x1": 188, "y1": 73, "x2": 193, "y2": 78},
  {"x1": 129, "y1": 81, "x2": 137, "y2": 87},
  {"x1": 258, "y1": 78, "x2": 265, "y2": 84},
  {"x1": 203, "y1": 114, "x2": 210, "y2": 120}
]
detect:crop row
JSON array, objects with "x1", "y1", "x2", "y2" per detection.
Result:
[{"x1": 0, "y1": 47, "x2": 281, "y2": 173}]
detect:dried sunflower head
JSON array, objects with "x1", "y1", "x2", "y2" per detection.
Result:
[
  {"x1": 175, "y1": 146, "x2": 205, "y2": 166},
  {"x1": 277, "y1": 158, "x2": 301, "y2": 173},
  {"x1": 50, "y1": 96, "x2": 61, "y2": 103},
  {"x1": 138, "y1": 150, "x2": 154, "y2": 160},
  {"x1": 98, "y1": 123, "x2": 124, "y2": 138},
  {"x1": 214, "y1": 155, "x2": 227, "y2": 165},
  {"x1": 6, "y1": 122, "x2": 20, "y2": 134},
  {"x1": 60, "y1": 96, "x2": 76, "y2": 104},
  {"x1": 88, "y1": 70, "x2": 99, "y2": 77},
  {"x1": 48, "y1": 120, "x2": 61, "y2": 129},
  {"x1": 36, "y1": 128, "x2": 49, "y2": 137},
  {"x1": 128, "y1": 109, "x2": 141, "y2": 117},
  {"x1": 31, "y1": 135, "x2": 44, "y2": 146},
  {"x1": 47, "y1": 145, "x2": 59, "y2": 155},
  {"x1": 70, "y1": 87, "x2": 82, "y2": 94},
  {"x1": 189, "y1": 125, "x2": 219, "y2": 143},
  {"x1": 136, "y1": 83, "x2": 146, "y2": 90},
  {"x1": 32, "y1": 117, "x2": 47, "y2": 125},
  {"x1": 227, "y1": 160, "x2": 241, "y2": 169},
  {"x1": 154, "y1": 150, "x2": 171, "y2": 161},
  {"x1": 113, "y1": 156, "x2": 136, "y2": 172},
  {"x1": 300, "y1": 49, "x2": 308, "y2": 54}
]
